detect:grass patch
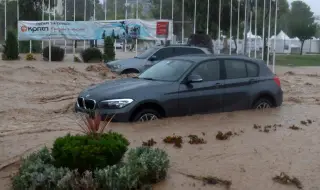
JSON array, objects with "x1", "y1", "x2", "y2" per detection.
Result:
[{"x1": 276, "y1": 54, "x2": 320, "y2": 66}]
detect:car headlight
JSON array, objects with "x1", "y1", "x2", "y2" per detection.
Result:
[
  {"x1": 113, "y1": 64, "x2": 121, "y2": 69},
  {"x1": 99, "y1": 99, "x2": 133, "y2": 109}
]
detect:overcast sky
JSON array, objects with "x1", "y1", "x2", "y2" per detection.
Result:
[{"x1": 99, "y1": 0, "x2": 320, "y2": 16}]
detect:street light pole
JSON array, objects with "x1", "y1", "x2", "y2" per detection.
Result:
[
  {"x1": 49, "y1": 0, "x2": 52, "y2": 63},
  {"x1": 243, "y1": 0, "x2": 249, "y2": 55},
  {"x1": 267, "y1": 0, "x2": 272, "y2": 66},
  {"x1": 218, "y1": 0, "x2": 221, "y2": 54},
  {"x1": 160, "y1": 0, "x2": 162, "y2": 19},
  {"x1": 84, "y1": 0, "x2": 87, "y2": 50},
  {"x1": 182, "y1": 0, "x2": 184, "y2": 42},
  {"x1": 272, "y1": 0, "x2": 278, "y2": 73},
  {"x1": 229, "y1": 0, "x2": 232, "y2": 55},
  {"x1": 73, "y1": 0, "x2": 76, "y2": 57},
  {"x1": 64, "y1": 0, "x2": 66, "y2": 52},
  {"x1": 262, "y1": 0, "x2": 266, "y2": 60},
  {"x1": 125, "y1": 0, "x2": 128, "y2": 52},
  {"x1": 236, "y1": 0, "x2": 240, "y2": 54},
  {"x1": 136, "y1": 0, "x2": 138, "y2": 56},
  {"x1": 254, "y1": 0, "x2": 257, "y2": 58},
  {"x1": 206, "y1": 0, "x2": 209, "y2": 35},
  {"x1": 193, "y1": 0, "x2": 196, "y2": 34},
  {"x1": 105, "y1": 0, "x2": 107, "y2": 20}
]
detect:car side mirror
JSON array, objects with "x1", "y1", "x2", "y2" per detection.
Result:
[
  {"x1": 149, "y1": 55, "x2": 157, "y2": 61},
  {"x1": 187, "y1": 74, "x2": 203, "y2": 83}
]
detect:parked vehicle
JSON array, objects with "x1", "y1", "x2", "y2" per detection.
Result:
[
  {"x1": 105, "y1": 45, "x2": 211, "y2": 74},
  {"x1": 115, "y1": 42, "x2": 123, "y2": 49},
  {"x1": 76, "y1": 54, "x2": 283, "y2": 122}
]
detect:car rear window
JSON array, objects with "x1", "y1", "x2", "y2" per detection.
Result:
[
  {"x1": 224, "y1": 60, "x2": 247, "y2": 79},
  {"x1": 175, "y1": 47, "x2": 205, "y2": 55},
  {"x1": 246, "y1": 62, "x2": 259, "y2": 77}
]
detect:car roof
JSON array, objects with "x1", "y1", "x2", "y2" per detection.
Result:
[{"x1": 169, "y1": 54, "x2": 263, "y2": 63}]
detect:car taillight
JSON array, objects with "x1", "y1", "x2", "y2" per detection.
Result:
[{"x1": 273, "y1": 76, "x2": 281, "y2": 87}]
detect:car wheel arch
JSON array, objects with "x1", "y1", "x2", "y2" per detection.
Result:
[
  {"x1": 251, "y1": 92, "x2": 276, "y2": 108},
  {"x1": 129, "y1": 100, "x2": 166, "y2": 122},
  {"x1": 121, "y1": 68, "x2": 140, "y2": 74}
]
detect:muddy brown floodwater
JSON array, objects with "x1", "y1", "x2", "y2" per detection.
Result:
[{"x1": 1, "y1": 61, "x2": 320, "y2": 190}]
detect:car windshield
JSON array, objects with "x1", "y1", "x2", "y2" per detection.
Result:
[
  {"x1": 135, "y1": 47, "x2": 159, "y2": 59},
  {"x1": 138, "y1": 59, "x2": 193, "y2": 82}
]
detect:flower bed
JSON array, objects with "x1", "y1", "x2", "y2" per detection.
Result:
[
  {"x1": 12, "y1": 146, "x2": 169, "y2": 190},
  {"x1": 12, "y1": 112, "x2": 170, "y2": 190}
]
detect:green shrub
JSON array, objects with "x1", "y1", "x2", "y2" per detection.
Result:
[
  {"x1": 127, "y1": 147, "x2": 170, "y2": 184},
  {"x1": 43, "y1": 46, "x2": 65, "y2": 61},
  {"x1": 57, "y1": 170, "x2": 96, "y2": 189},
  {"x1": 12, "y1": 146, "x2": 169, "y2": 190},
  {"x1": 74, "y1": 55, "x2": 82, "y2": 63},
  {"x1": 81, "y1": 47, "x2": 102, "y2": 63},
  {"x1": 25, "y1": 53, "x2": 36, "y2": 61},
  {"x1": 2, "y1": 30, "x2": 19, "y2": 60},
  {"x1": 51, "y1": 132, "x2": 130, "y2": 173},
  {"x1": 94, "y1": 164, "x2": 142, "y2": 189},
  {"x1": 12, "y1": 147, "x2": 70, "y2": 190},
  {"x1": 103, "y1": 36, "x2": 115, "y2": 62}
]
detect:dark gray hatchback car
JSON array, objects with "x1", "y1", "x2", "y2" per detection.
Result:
[{"x1": 76, "y1": 55, "x2": 283, "y2": 122}]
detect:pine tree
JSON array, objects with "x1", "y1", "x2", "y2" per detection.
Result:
[
  {"x1": 103, "y1": 36, "x2": 115, "y2": 62},
  {"x1": 2, "y1": 30, "x2": 19, "y2": 60}
]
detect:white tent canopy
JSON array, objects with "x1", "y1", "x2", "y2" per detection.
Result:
[
  {"x1": 247, "y1": 31, "x2": 261, "y2": 39},
  {"x1": 270, "y1": 30, "x2": 290, "y2": 40},
  {"x1": 276, "y1": 30, "x2": 290, "y2": 40}
]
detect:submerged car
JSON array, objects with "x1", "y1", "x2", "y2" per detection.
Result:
[
  {"x1": 76, "y1": 54, "x2": 283, "y2": 122},
  {"x1": 105, "y1": 45, "x2": 211, "y2": 74}
]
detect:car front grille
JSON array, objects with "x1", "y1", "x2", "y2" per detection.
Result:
[{"x1": 77, "y1": 97, "x2": 96, "y2": 110}]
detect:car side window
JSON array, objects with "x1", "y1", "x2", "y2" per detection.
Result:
[
  {"x1": 191, "y1": 60, "x2": 220, "y2": 81},
  {"x1": 246, "y1": 62, "x2": 259, "y2": 77},
  {"x1": 153, "y1": 48, "x2": 174, "y2": 60},
  {"x1": 224, "y1": 60, "x2": 247, "y2": 79}
]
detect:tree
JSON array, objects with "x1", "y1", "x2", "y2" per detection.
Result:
[
  {"x1": 2, "y1": 30, "x2": 19, "y2": 60},
  {"x1": 63, "y1": 0, "x2": 97, "y2": 21},
  {"x1": 19, "y1": 0, "x2": 55, "y2": 20},
  {"x1": 151, "y1": 0, "x2": 289, "y2": 55},
  {"x1": 103, "y1": 36, "x2": 115, "y2": 62},
  {"x1": 180, "y1": 0, "x2": 289, "y2": 55},
  {"x1": 255, "y1": 0, "x2": 289, "y2": 60},
  {"x1": 19, "y1": 0, "x2": 56, "y2": 53},
  {"x1": 287, "y1": 0, "x2": 317, "y2": 55},
  {"x1": 101, "y1": 0, "x2": 125, "y2": 20}
]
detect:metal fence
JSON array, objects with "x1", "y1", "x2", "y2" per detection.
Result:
[{"x1": 0, "y1": 0, "x2": 292, "y2": 71}]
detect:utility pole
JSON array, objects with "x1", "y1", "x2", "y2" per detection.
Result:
[{"x1": 243, "y1": 0, "x2": 250, "y2": 55}]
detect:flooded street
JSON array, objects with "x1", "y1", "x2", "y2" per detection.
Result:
[{"x1": 0, "y1": 61, "x2": 320, "y2": 190}]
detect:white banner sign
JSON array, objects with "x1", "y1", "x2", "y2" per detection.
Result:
[{"x1": 18, "y1": 19, "x2": 173, "y2": 41}]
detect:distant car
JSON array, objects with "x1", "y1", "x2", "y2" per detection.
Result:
[
  {"x1": 105, "y1": 45, "x2": 211, "y2": 74},
  {"x1": 76, "y1": 54, "x2": 283, "y2": 122},
  {"x1": 115, "y1": 42, "x2": 123, "y2": 49}
]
